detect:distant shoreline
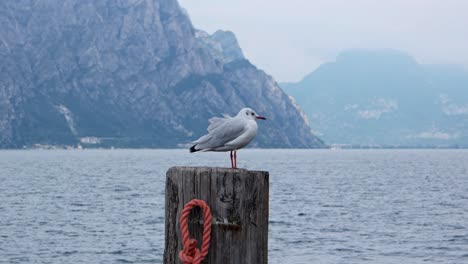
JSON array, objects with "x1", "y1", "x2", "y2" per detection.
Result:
[{"x1": 2, "y1": 145, "x2": 468, "y2": 150}]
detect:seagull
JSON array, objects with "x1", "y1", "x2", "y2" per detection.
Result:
[{"x1": 189, "y1": 108, "x2": 266, "y2": 169}]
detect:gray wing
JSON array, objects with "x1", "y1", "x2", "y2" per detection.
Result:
[
  {"x1": 194, "y1": 118, "x2": 245, "y2": 150},
  {"x1": 207, "y1": 113, "x2": 232, "y2": 132}
]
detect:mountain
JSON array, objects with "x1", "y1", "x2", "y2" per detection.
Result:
[
  {"x1": 282, "y1": 49, "x2": 468, "y2": 147},
  {"x1": 0, "y1": 0, "x2": 324, "y2": 149}
]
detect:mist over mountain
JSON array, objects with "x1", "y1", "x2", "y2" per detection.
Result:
[
  {"x1": 0, "y1": 0, "x2": 324, "y2": 149},
  {"x1": 282, "y1": 49, "x2": 468, "y2": 147}
]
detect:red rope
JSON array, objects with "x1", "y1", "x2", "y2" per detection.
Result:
[{"x1": 179, "y1": 199, "x2": 212, "y2": 264}]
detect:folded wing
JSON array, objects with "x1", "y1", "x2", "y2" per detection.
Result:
[
  {"x1": 194, "y1": 117, "x2": 246, "y2": 151},
  {"x1": 207, "y1": 113, "x2": 232, "y2": 132}
]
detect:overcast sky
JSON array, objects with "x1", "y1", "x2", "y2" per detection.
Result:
[{"x1": 178, "y1": 0, "x2": 468, "y2": 82}]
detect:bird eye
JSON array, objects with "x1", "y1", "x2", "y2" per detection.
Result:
[{"x1": 251, "y1": 113, "x2": 254, "y2": 116}]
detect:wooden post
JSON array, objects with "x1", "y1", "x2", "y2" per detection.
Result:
[{"x1": 164, "y1": 166, "x2": 269, "y2": 264}]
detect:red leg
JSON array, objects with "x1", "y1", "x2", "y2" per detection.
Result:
[
  {"x1": 230, "y1": 151, "x2": 234, "y2": 168},
  {"x1": 234, "y1": 150, "x2": 237, "y2": 169}
]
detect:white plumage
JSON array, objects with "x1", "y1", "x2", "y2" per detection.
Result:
[{"x1": 190, "y1": 108, "x2": 266, "y2": 168}]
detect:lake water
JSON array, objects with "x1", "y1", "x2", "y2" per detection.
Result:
[{"x1": 1, "y1": 149, "x2": 468, "y2": 263}]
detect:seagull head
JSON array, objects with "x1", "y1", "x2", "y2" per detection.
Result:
[{"x1": 237, "y1": 108, "x2": 266, "y2": 121}]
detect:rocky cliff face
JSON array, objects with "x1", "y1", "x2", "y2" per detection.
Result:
[
  {"x1": 0, "y1": 0, "x2": 324, "y2": 148},
  {"x1": 196, "y1": 30, "x2": 244, "y2": 64}
]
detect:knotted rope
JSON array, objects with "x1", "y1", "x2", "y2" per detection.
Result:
[{"x1": 179, "y1": 199, "x2": 212, "y2": 264}]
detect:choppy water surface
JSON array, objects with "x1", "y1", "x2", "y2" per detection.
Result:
[{"x1": 1, "y1": 149, "x2": 468, "y2": 263}]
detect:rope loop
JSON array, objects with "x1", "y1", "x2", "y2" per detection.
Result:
[{"x1": 179, "y1": 199, "x2": 212, "y2": 264}]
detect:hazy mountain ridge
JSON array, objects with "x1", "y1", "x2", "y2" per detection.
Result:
[
  {"x1": 282, "y1": 49, "x2": 468, "y2": 147},
  {"x1": 196, "y1": 29, "x2": 244, "y2": 64},
  {"x1": 0, "y1": 0, "x2": 324, "y2": 148}
]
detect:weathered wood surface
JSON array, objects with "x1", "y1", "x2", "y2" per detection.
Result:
[{"x1": 164, "y1": 166, "x2": 269, "y2": 264}]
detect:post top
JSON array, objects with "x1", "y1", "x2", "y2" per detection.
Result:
[{"x1": 167, "y1": 166, "x2": 268, "y2": 175}]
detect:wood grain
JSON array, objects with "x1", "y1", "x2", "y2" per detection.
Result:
[{"x1": 164, "y1": 166, "x2": 269, "y2": 264}]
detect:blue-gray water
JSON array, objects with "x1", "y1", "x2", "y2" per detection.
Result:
[{"x1": 1, "y1": 149, "x2": 468, "y2": 264}]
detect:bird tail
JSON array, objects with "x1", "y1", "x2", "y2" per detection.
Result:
[{"x1": 189, "y1": 145, "x2": 199, "y2": 153}]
